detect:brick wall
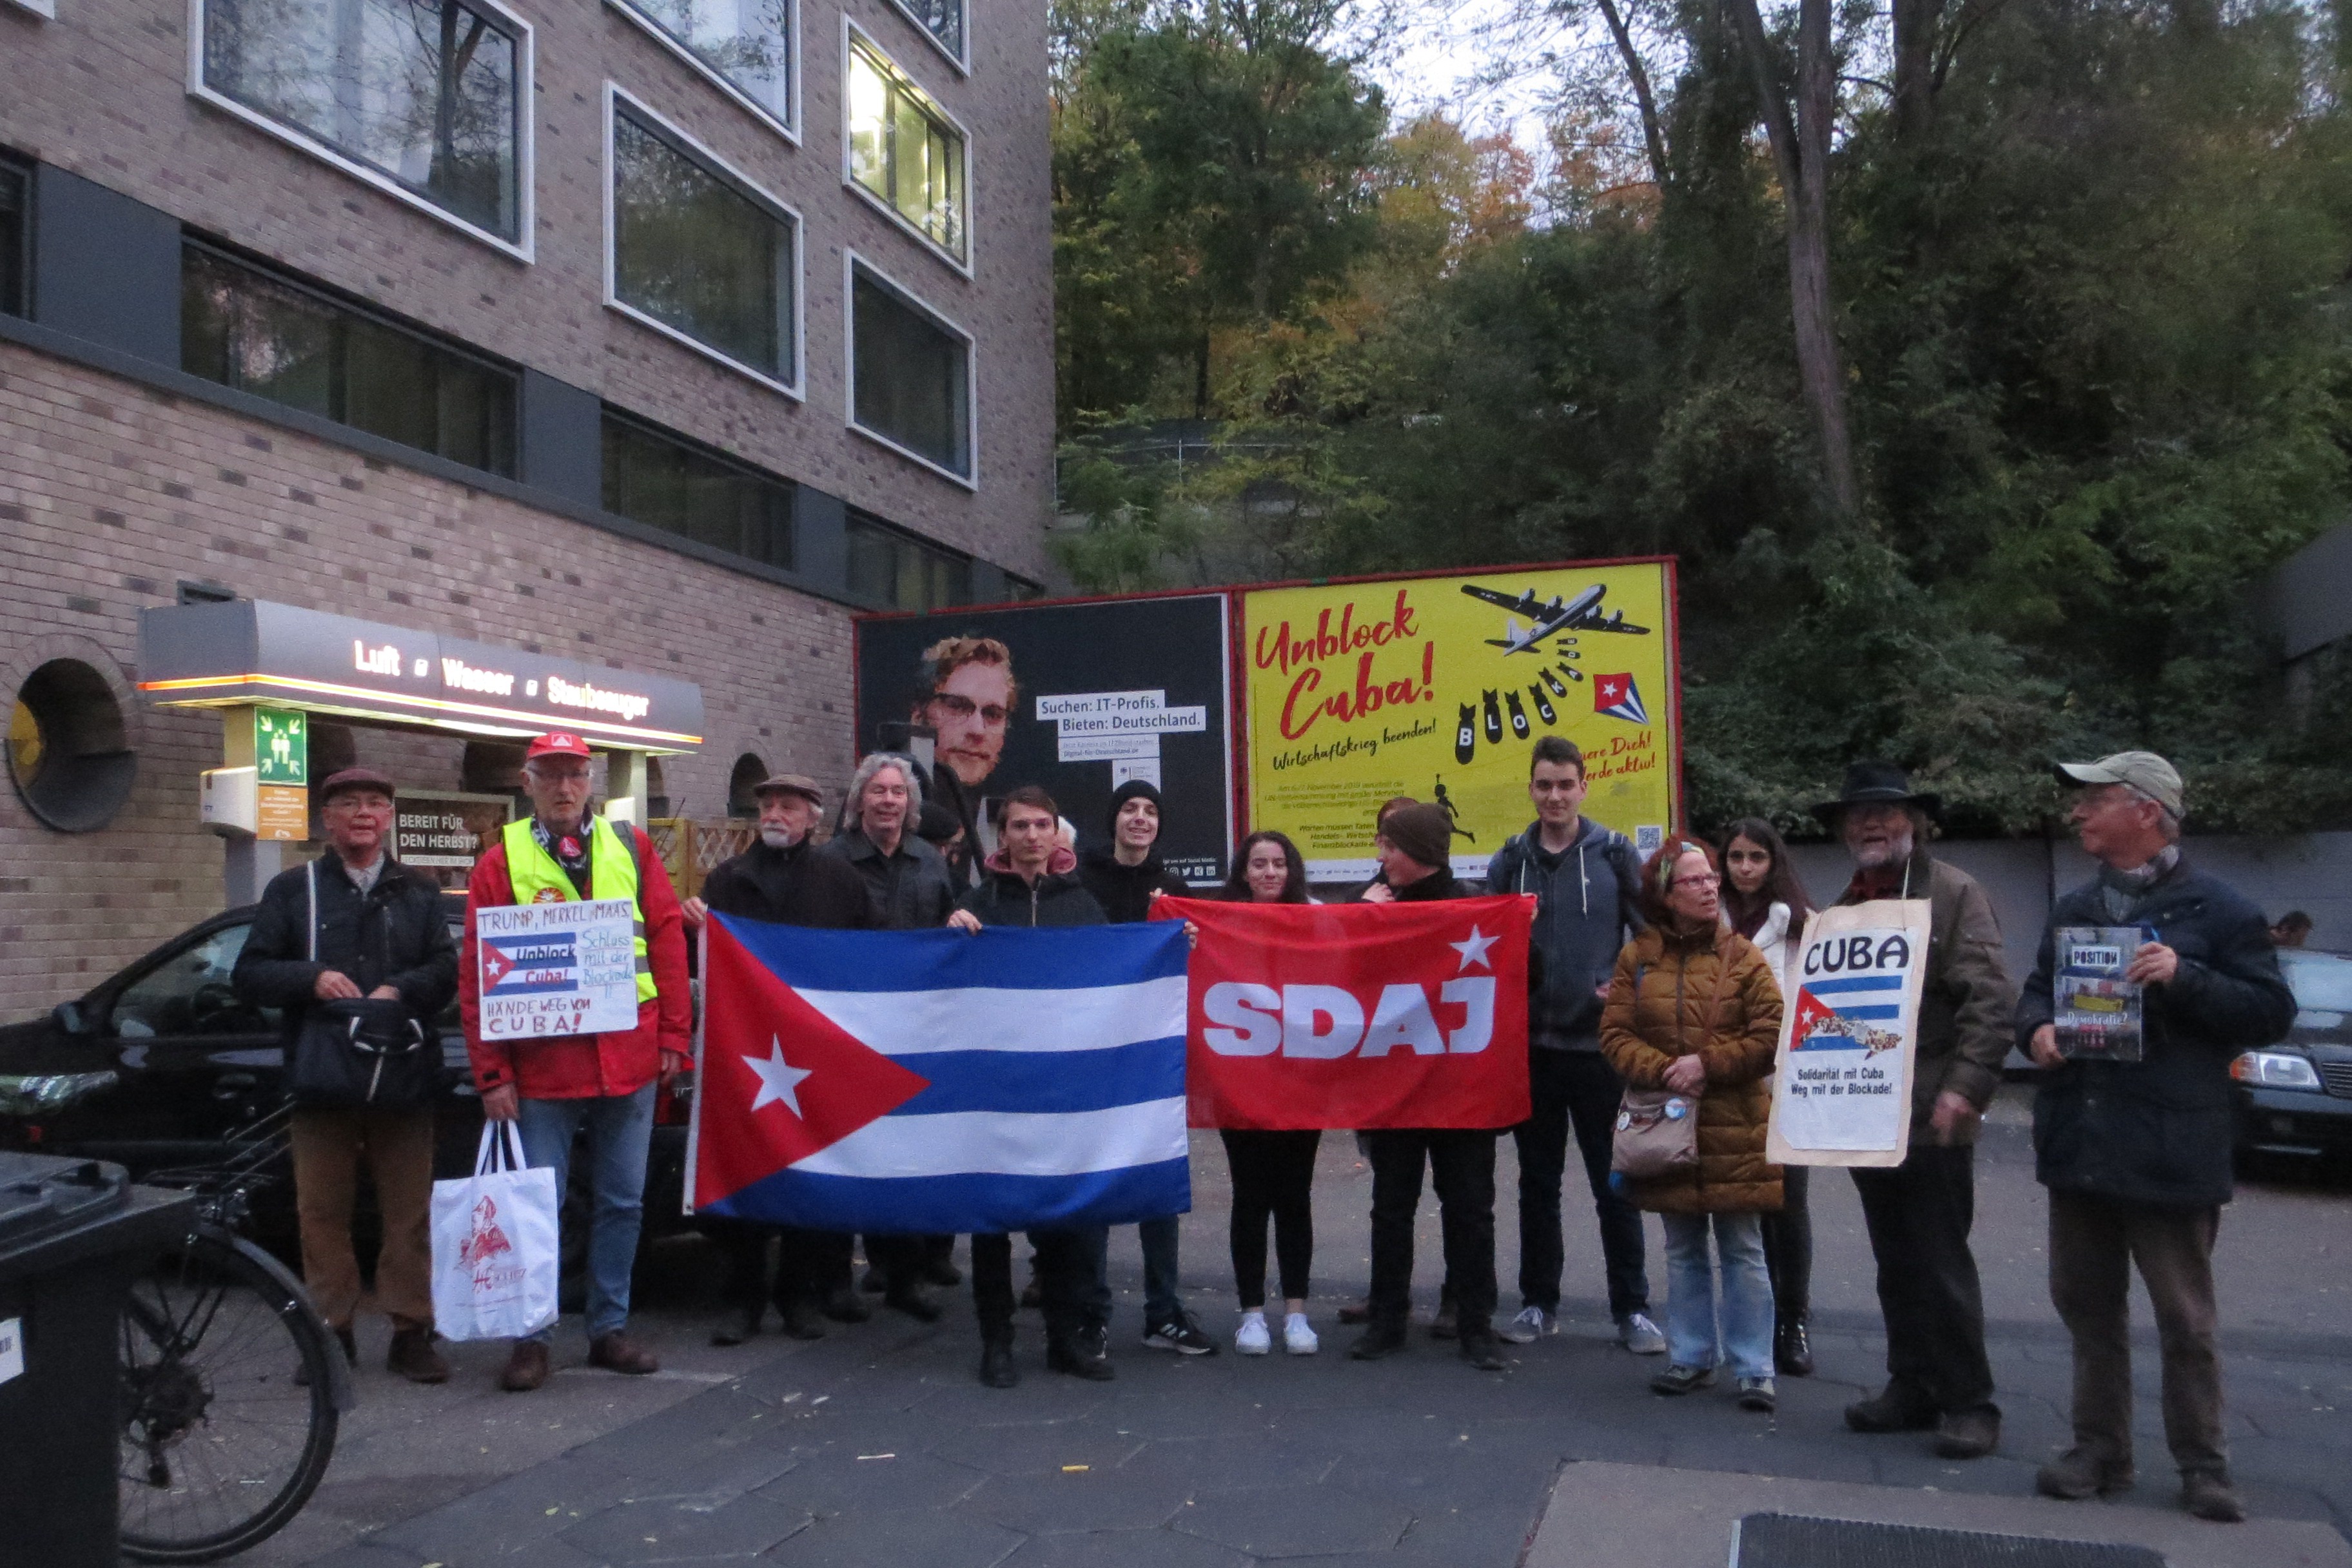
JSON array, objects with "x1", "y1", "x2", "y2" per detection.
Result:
[{"x1": 0, "y1": 337, "x2": 863, "y2": 1016}]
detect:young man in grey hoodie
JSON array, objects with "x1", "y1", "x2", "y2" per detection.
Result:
[{"x1": 1484, "y1": 736, "x2": 1666, "y2": 1353}]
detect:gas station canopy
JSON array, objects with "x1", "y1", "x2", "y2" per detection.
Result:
[{"x1": 136, "y1": 600, "x2": 705, "y2": 753}]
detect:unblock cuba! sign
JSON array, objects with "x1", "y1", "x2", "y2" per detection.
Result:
[
  {"x1": 1161, "y1": 895, "x2": 1533, "y2": 1131},
  {"x1": 1766, "y1": 901, "x2": 1935, "y2": 1167},
  {"x1": 473, "y1": 900, "x2": 641, "y2": 1039}
]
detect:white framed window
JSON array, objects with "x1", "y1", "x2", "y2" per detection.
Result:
[
  {"x1": 189, "y1": 0, "x2": 534, "y2": 260},
  {"x1": 603, "y1": 86, "x2": 803, "y2": 398},
  {"x1": 842, "y1": 22, "x2": 970, "y2": 271},
  {"x1": 845, "y1": 251, "x2": 975, "y2": 487},
  {"x1": 880, "y1": 0, "x2": 963, "y2": 72},
  {"x1": 604, "y1": 0, "x2": 798, "y2": 143}
]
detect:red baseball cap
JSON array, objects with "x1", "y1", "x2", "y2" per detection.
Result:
[{"x1": 525, "y1": 732, "x2": 593, "y2": 761}]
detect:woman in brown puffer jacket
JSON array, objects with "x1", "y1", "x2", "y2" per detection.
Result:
[{"x1": 1600, "y1": 834, "x2": 1785, "y2": 1411}]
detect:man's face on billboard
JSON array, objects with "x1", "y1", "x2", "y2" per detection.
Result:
[{"x1": 924, "y1": 659, "x2": 1013, "y2": 787}]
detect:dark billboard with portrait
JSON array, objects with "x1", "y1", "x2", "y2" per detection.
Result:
[{"x1": 852, "y1": 594, "x2": 1237, "y2": 887}]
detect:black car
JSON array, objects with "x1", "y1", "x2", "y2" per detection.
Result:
[
  {"x1": 0, "y1": 899, "x2": 696, "y2": 1250},
  {"x1": 2231, "y1": 947, "x2": 2352, "y2": 1162}
]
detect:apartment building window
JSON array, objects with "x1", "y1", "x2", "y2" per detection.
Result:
[
  {"x1": 609, "y1": 0, "x2": 794, "y2": 135},
  {"x1": 885, "y1": 0, "x2": 963, "y2": 68},
  {"x1": 602, "y1": 410, "x2": 796, "y2": 572},
  {"x1": 609, "y1": 92, "x2": 800, "y2": 393},
  {"x1": 848, "y1": 260, "x2": 972, "y2": 482},
  {"x1": 846, "y1": 511, "x2": 971, "y2": 611},
  {"x1": 0, "y1": 161, "x2": 25, "y2": 318},
  {"x1": 845, "y1": 30, "x2": 967, "y2": 264},
  {"x1": 197, "y1": 0, "x2": 528, "y2": 250},
  {"x1": 181, "y1": 243, "x2": 518, "y2": 475}
]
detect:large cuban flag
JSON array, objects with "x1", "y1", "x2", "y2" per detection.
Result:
[{"x1": 688, "y1": 914, "x2": 1191, "y2": 1235}]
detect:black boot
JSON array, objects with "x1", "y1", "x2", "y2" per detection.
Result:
[
  {"x1": 1774, "y1": 1315, "x2": 1814, "y2": 1377},
  {"x1": 885, "y1": 1282, "x2": 944, "y2": 1323},
  {"x1": 1348, "y1": 1319, "x2": 1410, "y2": 1360},
  {"x1": 979, "y1": 1336, "x2": 1019, "y2": 1388},
  {"x1": 1046, "y1": 1327, "x2": 1117, "y2": 1380},
  {"x1": 778, "y1": 1299, "x2": 828, "y2": 1340},
  {"x1": 821, "y1": 1284, "x2": 872, "y2": 1324},
  {"x1": 710, "y1": 1304, "x2": 763, "y2": 1347}
]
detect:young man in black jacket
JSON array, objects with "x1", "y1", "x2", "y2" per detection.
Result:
[
  {"x1": 1349, "y1": 803, "x2": 1506, "y2": 1373},
  {"x1": 1077, "y1": 780, "x2": 1217, "y2": 1357},
  {"x1": 952, "y1": 786, "x2": 1117, "y2": 1386},
  {"x1": 1484, "y1": 737, "x2": 1663, "y2": 1355},
  {"x1": 2021, "y1": 752, "x2": 2294, "y2": 1524},
  {"x1": 233, "y1": 767, "x2": 458, "y2": 1383},
  {"x1": 688, "y1": 774, "x2": 895, "y2": 1340}
]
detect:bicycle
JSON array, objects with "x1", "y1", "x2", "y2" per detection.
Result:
[{"x1": 117, "y1": 1108, "x2": 351, "y2": 1564}]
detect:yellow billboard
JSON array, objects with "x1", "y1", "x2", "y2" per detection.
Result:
[{"x1": 1240, "y1": 560, "x2": 1680, "y2": 879}]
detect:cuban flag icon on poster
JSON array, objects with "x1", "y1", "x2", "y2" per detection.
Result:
[
  {"x1": 689, "y1": 916, "x2": 1191, "y2": 1236},
  {"x1": 1788, "y1": 977, "x2": 1905, "y2": 1055},
  {"x1": 1592, "y1": 672, "x2": 1650, "y2": 726}
]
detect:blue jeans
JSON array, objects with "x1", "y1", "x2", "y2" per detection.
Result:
[
  {"x1": 1661, "y1": 1211, "x2": 1774, "y2": 1379},
  {"x1": 1140, "y1": 1216, "x2": 1181, "y2": 1328},
  {"x1": 516, "y1": 1084, "x2": 656, "y2": 1340}
]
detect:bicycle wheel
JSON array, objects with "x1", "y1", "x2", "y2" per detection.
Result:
[{"x1": 117, "y1": 1230, "x2": 341, "y2": 1563}]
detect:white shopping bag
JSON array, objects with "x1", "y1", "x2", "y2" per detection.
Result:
[{"x1": 431, "y1": 1122, "x2": 560, "y2": 1342}]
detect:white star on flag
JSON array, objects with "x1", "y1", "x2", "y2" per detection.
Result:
[
  {"x1": 1449, "y1": 926, "x2": 1498, "y2": 972},
  {"x1": 743, "y1": 1036, "x2": 813, "y2": 1117}
]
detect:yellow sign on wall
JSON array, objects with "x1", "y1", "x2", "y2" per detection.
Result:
[{"x1": 1240, "y1": 560, "x2": 1680, "y2": 878}]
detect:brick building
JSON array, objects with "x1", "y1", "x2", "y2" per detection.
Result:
[{"x1": 0, "y1": 0, "x2": 1052, "y2": 1014}]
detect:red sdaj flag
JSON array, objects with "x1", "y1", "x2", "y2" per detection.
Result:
[{"x1": 1157, "y1": 895, "x2": 1533, "y2": 1130}]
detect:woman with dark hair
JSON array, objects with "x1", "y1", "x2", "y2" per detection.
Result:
[
  {"x1": 1716, "y1": 818, "x2": 1818, "y2": 1377},
  {"x1": 1217, "y1": 831, "x2": 1323, "y2": 1355},
  {"x1": 1601, "y1": 834, "x2": 1785, "y2": 1411}
]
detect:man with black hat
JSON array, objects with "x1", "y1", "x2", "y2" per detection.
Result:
[
  {"x1": 462, "y1": 732, "x2": 693, "y2": 1390},
  {"x1": 1077, "y1": 779, "x2": 1217, "y2": 1357},
  {"x1": 688, "y1": 771, "x2": 887, "y2": 1340},
  {"x1": 1348, "y1": 802, "x2": 1507, "y2": 1373},
  {"x1": 1815, "y1": 761, "x2": 2014, "y2": 1459},
  {"x1": 235, "y1": 766, "x2": 458, "y2": 1384},
  {"x1": 2022, "y1": 752, "x2": 2291, "y2": 1523}
]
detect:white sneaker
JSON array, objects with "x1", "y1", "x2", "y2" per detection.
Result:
[
  {"x1": 1498, "y1": 1306, "x2": 1556, "y2": 1344},
  {"x1": 1235, "y1": 1312, "x2": 1271, "y2": 1355},
  {"x1": 1283, "y1": 1313, "x2": 1318, "y2": 1356}
]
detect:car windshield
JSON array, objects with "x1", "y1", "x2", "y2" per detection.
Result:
[
  {"x1": 2280, "y1": 950, "x2": 2352, "y2": 1030},
  {"x1": 112, "y1": 923, "x2": 278, "y2": 1037}
]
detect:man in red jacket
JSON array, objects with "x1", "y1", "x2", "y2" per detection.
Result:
[{"x1": 461, "y1": 732, "x2": 692, "y2": 1391}]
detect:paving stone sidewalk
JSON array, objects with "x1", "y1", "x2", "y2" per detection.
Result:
[{"x1": 287, "y1": 1115, "x2": 2352, "y2": 1567}]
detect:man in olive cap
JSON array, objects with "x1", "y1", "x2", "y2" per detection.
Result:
[
  {"x1": 2021, "y1": 752, "x2": 2292, "y2": 1523},
  {"x1": 1815, "y1": 761, "x2": 2014, "y2": 1460}
]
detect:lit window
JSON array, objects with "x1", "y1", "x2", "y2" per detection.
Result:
[
  {"x1": 845, "y1": 32, "x2": 966, "y2": 263},
  {"x1": 199, "y1": 0, "x2": 525, "y2": 245},
  {"x1": 181, "y1": 243, "x2": 518, "y2": 475},
  {"x1": 609, "y1": 0, "x2": 792, "y2": 132},
  {"x1": 847, "y1": 511, "x2": 972, "y2": 611},
  {"x1": 602, "y1": 410, "x2": 797, "y2": 572},
  {"x1": 849, "y1": 261, "x2": 972, "y2": 481},
  {"x1": 610, "y1": 96, "x2": 799, "y2": 390}
]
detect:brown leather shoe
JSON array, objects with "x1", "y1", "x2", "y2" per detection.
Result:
[
  {"x1": 387, "y1": 1326, "x2": 450, "y2": 1385},
  {"x1": 500, "y1": 1339, "x2": 551, "y2": 1393},
  {"x1": 588, "y1": 1331, "x2": 660, "y2": 1375}
]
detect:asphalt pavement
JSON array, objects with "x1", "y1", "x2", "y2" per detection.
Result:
[{"x1": 262, "y1": 1099, "x2": 2352, "y2": 1567}]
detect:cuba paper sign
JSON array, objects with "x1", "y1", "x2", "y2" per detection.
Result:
[{"x1": 1765, "y1": 899, "x2": 1933, "y2": 1168}]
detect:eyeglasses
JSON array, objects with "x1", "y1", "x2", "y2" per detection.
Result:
[
  {"x1": 1672, "y1": 872, "x2": 1722, "y2": 888},
  {"x1": 927, "y1": 692, "x2": 1009, "y2": 727}
]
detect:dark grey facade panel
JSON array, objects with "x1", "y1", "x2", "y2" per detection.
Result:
[
  {"x1": 31, "y1": 164, "x2": 181, "y2": 361},
  {"x1": 796, "y1": 485, "x2": 850, "y2": 600},
  {"x1": 520, "y1": 368, "x2": 605, "y2": 511}
]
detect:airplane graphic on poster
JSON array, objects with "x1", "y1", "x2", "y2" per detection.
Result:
[{"x1": 1462, "y1": 582, "x2": 1651, "y2": 655}]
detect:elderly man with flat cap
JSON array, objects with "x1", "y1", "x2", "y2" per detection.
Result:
[
  {"x1": 2021, "y1": 753, "x2": 2293, "y2": 1523},
  {"x1": 235, "y1": 765, "x2": 458, "y2": 1384},
  {"x1": 687, "y1": 772, "x2": 882, "y2": 1341},
  {"x1": 1815, "y1": 761, "x2": 2014, "y2": 1460}
]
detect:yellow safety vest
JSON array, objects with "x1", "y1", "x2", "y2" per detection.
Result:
[{"x1": 502, "y1": 817, "x2": 659, "y2": 1004}]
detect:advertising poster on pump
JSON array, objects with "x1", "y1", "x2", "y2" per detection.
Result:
[
  {"x1": 852, "y1": 594, "x2": 1237, "y2": 884},
  {"x1": 1765, "y1": 900, "x2": 1934, "y2": 1168},
  {"x1": 1237, "y1": 561, "x2": 1679, "y2": 880},
  {"x1": 474, "y1": 901, "x2": 641, "y2": 1039}
]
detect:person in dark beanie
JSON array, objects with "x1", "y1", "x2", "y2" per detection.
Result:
[
  {"x1": 1816, "y1": 761, "x2": 2014, "y2": 1461},
  {"x1": 2022, "y1": 753, "x2": 2293, "y2": 1524},
  {"x1": 1077, "y1": 779, "x2": 1217, "y2": 1357},
  {"x1": 1348, "y1": 803, "x2": 1507, "y2": 1373},
  {"x1": 234, "y1": 767, "x2": 457, "y2": 1384},
  {"x1": 1485, "y1": 736, "x2": 1664, "y2": 1357}
]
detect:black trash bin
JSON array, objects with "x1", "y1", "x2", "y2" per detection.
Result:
[{"x1": 0, "y1": 1152, "x2": 194, "y2": 1568}]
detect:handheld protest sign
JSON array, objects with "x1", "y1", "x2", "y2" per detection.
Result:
[
  {"x1": 1765, "y1": 899, "x2": 1934, "y2": 1168},
  {"x1": 474, "y1": 899, "x2": 641, "y2": 1039}
]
